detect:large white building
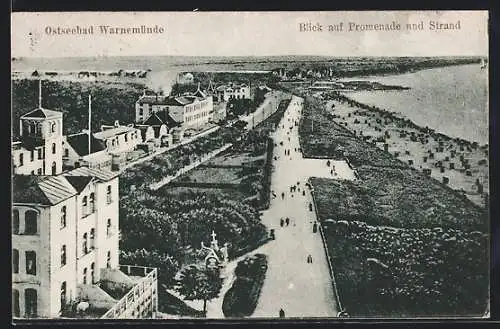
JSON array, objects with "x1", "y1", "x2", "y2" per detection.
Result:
[
  {"x1": 215, "y1": 83, "x2": 251, "y2": 102},
  {"x1": 135, "y1": 88, "x2": 213, "y2": 131},
  {"x1": 12, "y1": 106, "x2": 158, "y2": 319}
]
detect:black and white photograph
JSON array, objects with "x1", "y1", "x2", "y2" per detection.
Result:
[{"x1": 10, "y1": 11, "x2": 489, "y2": 320}]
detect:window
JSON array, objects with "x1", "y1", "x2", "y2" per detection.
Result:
[
  {"x1": 19, "y1": 153, "x2": 24, "y2": 166},
  {"x1": 90, "y1": 228, "x2": 95, "y2": 250},
  {"x1": 82, "y1": 233, "x2": 88, "y2": 255},
  {"x1": 24, "y1": 210, "x2": 38, "y2": 235},
  {"x1": 61, "y1": 245, "x2": 66, "y2": 267},
  {"x1": 37, "y1": 168, "x2": 42, "y2": 175},
  {"x1": 90, "y1": 262, "x2": 95, "y2": 284},
  {"x1": 26, "y1": 251, "x2": 36, "y2": 275},
  {"x1": 83, "y1": 268, "x2": 87, "y2": 284},
  {"x1": 60, "y1": 282, "x2": 66, "y2": 311},
  {"x1": 52, "y1": 143, "x2": 56, "y2": 154},
  {"x1": 12, "y1": 289, "x2": 20, "y2": 317},
  {"x1": 64, "y1": 148, "x2": 69, "y2": 157},
  {"x1": 139, "y1": 108, "x2": 143, "y2": 116},
  {"x1": 106, "y1": 185, "x2": 112, "y2": 204},
  {"x1": 125, "y1": 134, "x2": 128, "y2": 142},
  {"x1": 51, "y1": 162, "x2": 57, "y2": 175},
  {"x1": 13, "y1": 249, "x2": 19, "y2": 274},
  {"x1": 13, "y1": 209, "x2": 19, "y2": 234},
  {"x1": 30, "y1": 150, "x2": 34, "y2": 162},
  {"x1": 61, "y1": 206, "x2": 66, "y2": 228},
  {"x1": 111, "y1": 140, "x2": 115, "y2": 147},
  {"x1": 51, "y1": 122, "x2": 56, "y2": 133},
  {"x1": 25, "y1": 288, "x2": 37, "y2": 317},
  {"x1": 37, "y1": 148, "x2": 43, "y2": 160},
  {"x1": 82, "y1": 196, "x2": 88, "y2": 216},
  {"x1": 106, "y1": 251, "x2": 111, "y2": 268},
  {"x1": 107, "y1": 219, "x2": 112, "y2": 236},
  {"x1": 89, "y1": 193, "x2": 95, "y2": 213},
  {"x1": 31, "y1": 170, "x2": 35, "y2": 175}
]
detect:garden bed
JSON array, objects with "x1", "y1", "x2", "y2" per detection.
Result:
[{"x1": 222, "y1": 254, "x2": 268, "y2": 318}]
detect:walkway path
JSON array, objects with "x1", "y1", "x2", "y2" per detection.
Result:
[{"x1": 250, "y1": 95, "x2": 356, "y2": 318}]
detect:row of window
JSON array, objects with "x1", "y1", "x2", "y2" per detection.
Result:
[
  {"x1": 12, "y1": 249, "x2": 37, "y2": 275},
  {"x1": 12, "y1": 210, "x2": 38, "y2": 235},
  {"x1": 109, "y1": 132, "x2": 139, "y2": 148},
  {"x1": 12, "y1": 288, "x2": 37, "y2": 318},
  {"x1": 18, "y1": 144, "x2": 58, "y2": 167},
  {"x1": 185, "y1": 111, "x2": 209, "y2": 123},
  {"x1": 24, "y1": 120, "x2": 59, "y2": 136}
]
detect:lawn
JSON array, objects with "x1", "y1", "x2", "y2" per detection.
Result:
[
  {"x1": 311, "y1": 167, "x2": 487, "y2": 232},
  {"x1": 322, "y1": 220, "x2": 489, "y2": 317}
]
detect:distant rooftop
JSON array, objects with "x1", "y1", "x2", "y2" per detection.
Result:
[
  {"x1": 94, "y1": 126, "x2": 137, "y2": 140},
  {"x1": 66, "y1": 132, "x2": 107, "y2": 156}
]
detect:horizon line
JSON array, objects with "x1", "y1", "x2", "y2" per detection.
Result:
[{"x1": 12, "y1": 54, "x2": 486, "y2": 60}]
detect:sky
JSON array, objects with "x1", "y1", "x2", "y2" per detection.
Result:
[{"x1": 11, "y1": 11, "x2": 488, "y2": 58}]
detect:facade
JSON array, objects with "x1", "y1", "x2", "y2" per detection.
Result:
[
  {"x1": 135, "y1": 89, "x2": 213, "y2": 131},
  {"x1": 93, "y1": 122, "x2": 142, "y2": 155},
  {"x1": 12, "y1": 108, "x2": 64, "y2": 176},
  {"x1": 12, "y1": 101, "x2": 158, "y2": 319},
  {"x1": 216, "y1": 83, "x2": 251, "y2": 102},
  {"x1": 12, "y1": 168, "x2": 158, "y2": 319}
]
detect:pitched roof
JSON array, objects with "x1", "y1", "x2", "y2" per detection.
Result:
[
  {"x1": 144, "y1": 111, "x2": 181, "y2": 128},
  {"x1": 65, "y1": 176, "x2": 94, "y2": 193},
  {"x1": 193, "y1": 89, "x2": 206, "y2": 98},
  {"x1": 20, "y1": 107, "x2": 63, "y2": 119},
  {"x1": 13, "y1": 175, "x2": 78, "y2": 205},
  {"x1": 66, "y1": 133, "x2": 107, "y2": 156},
  {"x1": 94, "y1": 126, "x2": 137, "y2": 140},
  {"x1": 65, "y1": 166, "x2": 118, "y2": 182}
]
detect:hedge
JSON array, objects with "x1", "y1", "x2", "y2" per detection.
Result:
[{"x1": 222, "y1": 254, "x2": 268, "y2": 317}]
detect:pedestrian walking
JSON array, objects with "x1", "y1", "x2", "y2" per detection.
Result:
[
  {"x1": 285, "y1": 217, "x2": 290, "y2": 226},
  {"x1": 309, "y1": 202, "x2": 313, "y2": 212},
  {"x1": 313, "y1": 222, "x2": 318, "y2": 233},
  {"x1": 302, "y1": 190, "x2": 306, "y2": 196},
  {"x1": 280, "y1": 218, "x2": 284, "y2": 227},
  {"x1": 307, "y1": 254, "x2": 313, "y2": 263},
  {"x1": 281, "y1": 192, "x2": 285, "y2": 200},
  {"x1": 279, "y1": 308, "x2": 285, "y2": 318}
]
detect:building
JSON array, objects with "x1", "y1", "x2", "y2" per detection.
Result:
[
  {"x1": 12, "y1": 168, "x2": 158, "y2": 319},
  {"x1": 135, "y1": 87, "x2": 213, "y2": 131},
  {"x1": 142, "y1": 110, "x2": 181, "y2": 147},
  {"x1": 215, "y1": 83, "x2": 251, "y2": 102},
  {"x1": 63, "y1": 132, "x2": 112, "y2": 170},
  {"x1": 12, "y1": 107, "x2": 64, "y2": 176},
  {"x1": 94, "y1": 121, "x2": 142, "y2": 155}
]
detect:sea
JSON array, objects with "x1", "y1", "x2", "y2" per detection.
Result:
[{"x1": 343, "y1": 64, "x2": 489, "y2": 145}]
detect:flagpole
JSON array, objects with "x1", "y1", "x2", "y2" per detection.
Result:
[
  {"x1": 39, "y1": 79, "x2": 42, "y2": 108},
  {"x1": 88, "y1": 94, "x2": 92, "y2": 155}
]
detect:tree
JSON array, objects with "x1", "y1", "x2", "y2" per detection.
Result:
[{"x1": 175, "y1": 265, "x2": 223, "y2": 314}]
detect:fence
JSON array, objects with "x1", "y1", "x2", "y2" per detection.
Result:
[{"x1": 308, "y1": 178, "x2": 344, "y2": 314}]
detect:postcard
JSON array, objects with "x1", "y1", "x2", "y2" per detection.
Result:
[{"x1": 11, "y1": 10, "x2": 489, "y2": 320}]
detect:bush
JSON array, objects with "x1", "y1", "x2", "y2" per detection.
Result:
[{"x1": 222, "y1": 254, "x2": 268, "y2": 317}]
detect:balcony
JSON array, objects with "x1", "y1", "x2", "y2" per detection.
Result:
[
  {"x1": 61, "y1": 265, "x2": 158, "y2": 319},
  {"x1": 100, "y1": 265, "x2": 158, "y2": 319}
]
